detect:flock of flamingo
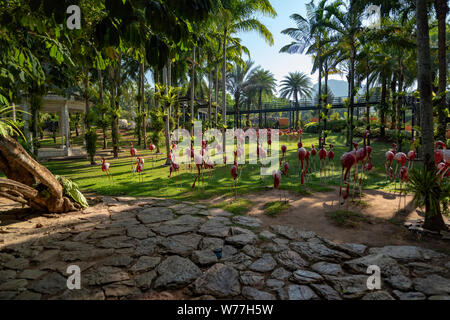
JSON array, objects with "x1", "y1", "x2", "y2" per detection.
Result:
[{"x1": 100, "y1": 128, "x2": 449, "y2": 207}]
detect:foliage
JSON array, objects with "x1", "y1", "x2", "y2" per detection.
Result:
[
  {"x1": 84, "y1": 128, "x2": 98, "y2": 159},
  {"x1": 55, "y1": 175, "x2": 88, "y2": 208},
  {"x1": 263, "y1": 201, "x2": 290, "y2": 216},
  {"x1": 407, "y1": 168, "x2": 449, "y2": 218},
  {"x1": 211, "y1": 198, "x2": 254, "y2": 216}
]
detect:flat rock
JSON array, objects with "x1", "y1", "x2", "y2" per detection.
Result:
[
  {"x1": 270, "y1": 225, "x2": 299, "y2": 240},
  {"x1": 243, "y1": 245, "x2": 263, "y2": 258},
  {"x1": 194, "y1": 264, "x2": 241, "y2": 297},
  {"x1": 131, "y1": 256, "x2": 161, "y2": 272},
  {"x1": 232, "y1": 216, "x2": 262, "y2": 228},
  {"x1": 290, "y1": 242, "x2": 350, "y2": 262},
  {"x1": 198, "y1": 220, "x2": 230, "y2": 238},
  {"x1": 200, "y1": 237, "x2": 224, "y2": 250},
  {"x1": 291, "y1": 269, "x2": 323, "y2": 284},
  {"x1": 275, "y1": 250, "x2": 308, "y2": 271},
  {"x1": 362, "y1": 291, "x2": 395, "y2": 300},
  {"x1": 0, "y1": 270, "x2": 17, "y2": 282},
  {"x1": 154, "y1": 256, "x2": 201, "y2": 289},
  {"x1": 137, "y1": 207, "x2": 174, "y2": 224},
  {"x1": 265, "y1": 279, "x2": 284, "y2": 290},
  {"x1": 135, "y1": 238, "x2": 159, "y2": 256},
  {"x1": 311, "y1": 262, "x2": 344, "y2": 276},
  {"x1": 368, "y1": 246, "x2": 444, "y2": 262},
  {"x1": 97, "y1": 236, "x2": 135, "y2": 249},
  {"x1": 271, "y1": 267, "x2": 291, "y2": 280},
  {"x1": 428, "y1": 295, "x2": 450, "y2": 300},
  {"x1": 203, "y1": 208, "x2": 233, "y2": 217},
  {"x1": 239, "y1": 271, "x2": 265, "y2": 288},
  {"x1": 225, "y1": 232, "x2": 257, "y2": 247},
  {"x1": 3, "y1": 257, "x2": 29, "y2": 270},
  {"x1": 287, "y1": 285, "x2": 319, "y2": 300},
  {"x1": 0, "y1": 278, "x2": 27, "y2": 291},
  {"x1": 18, "y1": 269, "x2": 47, "y2": 280},
  {"x1": 311, "y1": 284, "x2": 342, "y2": 300},
  {"x1": 249, "y1": 254, "x2": 277, "y2": 272},
  {"x1": 242, "y1": 286, "x2": 275, "y2": 300},
  {"x1": 192, "y1": 250, "x2": 219, "y2": 266},
  {"x1": 135, "y1": 270, "x2": 157, "y2": 290},
  {"x1": 14, "y1": 291, "x2": 42, "y2": 300},
  {"x1": 224, "y1": 253, "x2": 253, "y2": 271},
  {"x1": 408, "y1": 262, "x2": 447, "y2": 276},
  {"x1": 153, "y1": 215, "x2": 204, "y2": 236},
  {"x1": 104, "y1": 255, "x2": 134, "y2": 267},
  {"x1": 104, "y1": 284, "x2": 141, "y2": 298},
  {"x1": 259, "y1": 230, "x2": 276, "y2": 240},
  {"x1": 160, "y1": 233, "x2": 202, "y2": 256},
  {"x1": 126, "y1": 225, "x2": 155, "y2": 239},
  {"x1": 392, "y1": 290, "x2": 426, "y2": 300},
  {"x1": 29, "y1": 272, "x2": 67, "y2": 295},
  {"x1": 84, "y1": 266, "x2": 130, "y2": 286},
  {"x1": 413, "y1": 275, "x2": 450, "y2": 295},
  {"x1": 344, "y1": 254, "x2": 412, "y2": 290},
  {"x1": 326, "y1": 275, "x2": 371, "y2": 299}
]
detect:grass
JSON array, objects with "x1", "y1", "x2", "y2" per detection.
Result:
[
  {"x1": 326, "y1": 210, "x2": 369, "y2": 228},
  {"x1": 211, "y1": 198, "x2": 254, "y2": 215},
  {"x1": 263, "y1": 201, "x2": 291, "y2": 216},
  {"x1": 36, "y1": 131, "x2": 398, "y2": 202}
]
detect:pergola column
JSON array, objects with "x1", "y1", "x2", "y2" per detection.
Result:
[{"x1": 59, "y1": 101, "x2": 70, "y2": 149}]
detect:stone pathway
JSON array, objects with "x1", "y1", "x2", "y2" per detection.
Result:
[{"x1": 0, "y1": 196, "x2": 449, "y2": 300}]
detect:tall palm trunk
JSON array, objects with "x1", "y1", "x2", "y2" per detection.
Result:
[
  {"x1": 348, "y1": 46, "x2": 356, "y2": 151},
  {"x1": 258, "y1": 89, "x2": 262, "y2": 128},
  {"x1": 317, "y1": 56, "x2": 322, "y2": 147},
  {"x1": 436, "y1": 0, "x2": 448, "y2": 141},
  {"x1": 137, "y1": 59, "x2": 143, "y2": 146},
  {"x1": 365, "y1": 63, "x2": 370, "y2": 146},
  {"x1": 98, "y1": 69, "x2": 107, "y2": 149},
  {"x1": 111, "y1": 53, "x2": 122, "y2": 159},
  {"x1": 141, "y1": 57, "x2": 147, "y2": 148},
  {"x1": 234, "y1": 92, "x2": 240, "y2": 129},
  {"x1": 323, "y1": 69, "x2": 329, "y2": 145},
  {"x1": 163, "y1": 65, "x2": 171, "y2": 165},
  {"x1": 190, "y1": 47, "x2": 196, "y2": 136},
  {"x1": 417, "y1": 0, "x2": 446, "y2": 231},
  {"x1": 390, "y1": 74, "x2": 397, "y2": 130},
  {"x1": 294, "y1": 89, "x2": 299, "y2": 130},
  {"x1": 380, "y1": 74, "x2": 387, "y2": 138},
  {"x1": 208, "y1": 68, "x2": 212, "y2": 127},
  {"x1": 215, "y1": 65, "x2": 219, "y2": 127},
  {"x1": 222, "y1": 27, "x2": 228, "y2": 152},
  {"x1": 396, "y1": 65, "x2": 404, "y2": 151}
]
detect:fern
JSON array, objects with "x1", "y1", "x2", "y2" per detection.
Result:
[{"x1": 55, "y1": 175, "x2": 89, "y2": 208}]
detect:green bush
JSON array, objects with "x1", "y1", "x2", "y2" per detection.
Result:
[
  {"x1": 327, "y1": 120, "x2": 347, "y2": 133},
  {"x1": 304, "y1": 121, "x2": 319, "y2": 133},
  {"x1": 84, "y1": 128, "x2": 97, "y2": 164}
]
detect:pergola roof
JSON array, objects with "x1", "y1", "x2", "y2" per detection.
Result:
[{"x1": 40, "y1": 94, "x2": 87, "y2": 113}]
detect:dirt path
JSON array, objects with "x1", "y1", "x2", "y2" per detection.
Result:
[{"x1": 202, "y1": 187, "x2": 450, "y2": 253}]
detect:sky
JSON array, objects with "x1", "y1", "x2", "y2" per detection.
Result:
[{"x1": 236, "y1": 0, "x2": 344, "y2": 88}]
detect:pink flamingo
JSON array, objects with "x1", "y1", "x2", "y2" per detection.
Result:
[
  {"x1": 398, "y1": 166, "x2": 409, "y2": 210},
  {"x1": 297, "y1": 143, "x2": 307, "y2": 185},
  {"x1": 130, "y1": 142, "x2": 137, "y2": 173},
  {"x1": 101, "y1": 157, "x2": 113, "y2": 183},
  {"x1": 318, "y1": 141, "x2": 327, "y2": 182},
  {"x1": 231, "y1": 164, "x2": 238, "y2": 198},
  {"x1": 136, "y1": 157, "x2": 144, "y2": 182},
  {"x1": 339, "y1": 151, "x2": 357, "y2": 206},
  {"x1": 149, "y1": 140, "x2": 156, "y2": 167},
  {"x1": 327, "y1": 144, "x2": 335, "y2": 178},
  {"x1": 393, "y1": 151, "x2": 407, "y2": 192},
  {"x1": 282, "y1": 162, "x2": 289, "y2": 176},
  {"x1": 385, "y1": 143, "x2": 397, "y2": 181},
  {"x1": 281, "y1": 145, "x2": 287, "y2": 164},
  {"x1": 273, "y1": 170, "x2": 286, "y2": 203},
  {"x1": 192, "y1": 153, "x2": 203, "y2": 189}
]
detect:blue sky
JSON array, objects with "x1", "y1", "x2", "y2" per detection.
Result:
[{"x1": 236, "y1": 0, "x2": 344, "y2": 87}]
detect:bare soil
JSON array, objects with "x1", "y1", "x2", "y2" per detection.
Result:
[{"x1": 202, "y1": 187, "x2": 450, "y2": 253}]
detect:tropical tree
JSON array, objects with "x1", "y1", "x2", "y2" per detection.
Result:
[
  {"x1": 247, "y1": 68, "x2": 277, "y2": 128},
  {"x1": 279, "y1": 72, "x2": 313, "y2": 129},
  {"x1": 227, "y1": 60, "x2": 255, "y2": 128}
]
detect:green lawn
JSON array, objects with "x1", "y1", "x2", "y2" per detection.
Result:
[{"x1": 41, "y1": 133, "x2": 405, "y2": 201}]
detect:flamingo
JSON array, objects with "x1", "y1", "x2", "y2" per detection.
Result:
[
  {"x1": 282, "y1": 162, "x2": 289, "y2": 176},
  {"x1": 273, "y1": 170, "x2": 286, "y2": 203},
  {"x1": 101, "y1": 157, "x2": 113, "y2": 183},
  {"x1": 327, "y1": 144, "x2": 335, "y2": 179},
  {"x1": 149, "y1": 140, "x2": 156, "y2": 167},
  {"x1": 318, "y1": 141, "x2": 327, "y2": 182},
  {"x1": 136, "y1": 157, "x2": 144, "y2": 182},
  {"x1": 297, "y1": 143, "x2": 307, "y2": 185},
  {"x1": 393, "y1": 151, "x2": 407, "y2": 192},
  {"x1": 231, "y1": 164, "x2": 238, "y2": 198},
  {"x1": 339, "y1": 151, "x2": 357, "y2": 206},
  {"x1": 130, "y1": 142, "x2": 137, "y2": 173},
  {"x1": 355, "y1": 131, "x2": 369, "y2": 197},
  {"x1": 192, "y1": 153, "x2": 203, "y2": 189},
  {"x1": 281, "y1": 145, "x2": 287, "y2": 165},
  {"x1": 435, "y1": 140, "x2": 447, "y2": 166}
]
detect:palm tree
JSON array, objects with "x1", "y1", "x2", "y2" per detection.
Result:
[
  {"x1": 279, "y1": 72, "x2": 313, "y2": 129},
  {"x1": 435, "y1": 0, "x2": 448, "y2": 141},
  {"x1": 280, "y1": 0, "x2": 329, "y2": 143},
  {"x1": 227, "y1": 60, "x2": 255, "y2": 128},
  {"x1": 247, "y1": 68, "x2": 277, "y2": 128},
  {"x1": 416, "y1": 0, "x2": 446, "y2": 231}
]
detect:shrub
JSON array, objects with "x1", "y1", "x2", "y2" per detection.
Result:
[{"x1": 304, "y1": 121, "x2": 319, "y2": 133}]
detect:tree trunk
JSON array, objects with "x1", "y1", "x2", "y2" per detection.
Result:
[
  {"x1": 323, "y1": 70, "x2": 329, "y2": 145},
  {"x1": 0, "y1": 136, "x2": 77, "y2": 212},
  {"x1": 294, "y1": 89, "x2": 299, "y2": 130},
  {"x1": 137, "y1": 58, "x2": 143, "y2": 146},
  {"x1": 317, "y1": 56, "x2": 323, "y2": 147},
  {"x1": 190, "y1": 47, "x2": 196, "y2": 136},
  {"x1": 348, "y1": 47, "x2": 355, "y2": 151},
  {"x1": 98, "y1": 69, "x2": 107, "y2": 150},
  {"x1": 397, "y1": 66, "x2": 404, "y2": 151},
  {"x1": 215, "y1": 65, "x2": 219, "y2": 127},
  {"x1": 390, "y1": 74, "x2": 397, "y2": 130},
  {"x1": 417, "y1": 0, "x2": 447, "y2": 231},
  {"x1": 380, "y1": 74, "x2": 387, "y2": 138},
  {"x1": 436, "y1": 0, "x2": 448, "y2": 141},
  {"x1": 208, "y1": 68, "x2": 212, "y2": 127},
  {"x1": 142, "y1": 56, "x2": 147, "y2": 148},
  {"x1": 222, "y1": 27, "x2": 228, "y2": 153}
]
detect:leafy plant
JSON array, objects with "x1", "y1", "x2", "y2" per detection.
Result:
[
  {"x1": 84, "y1": 127, "x2": 98, "y2": 163},
  {"x1": 55, "y1": 175, "x2": 88, "y2": 208},
  {"x1": 407, "y1": 168, "x2": 448, "y2": 218},
  {"x1": 0, "y1": 106, "x2": 26, "y2": 139}
]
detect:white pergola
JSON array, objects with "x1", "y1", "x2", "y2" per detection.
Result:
[{"x1": 21, "y1": 95, "x2": 87, "y2": 159}]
